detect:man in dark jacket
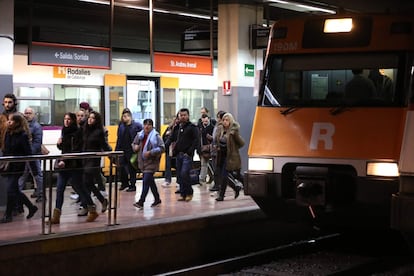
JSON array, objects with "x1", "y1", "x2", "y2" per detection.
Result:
[
  {"x1": 170, "y1": 108, "x2": 199, "y2": 202},
  {"x1": 18, "y1": 107, "x2": 44, "y2": 202},
  {"x1": 115, "y1": 108, "x2": 143, "y2": 192}
]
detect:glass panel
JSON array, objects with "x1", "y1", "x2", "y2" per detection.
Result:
[
  {"x1": 179, "y1": 89, "x2": 216, "y2": 123},
  {"x1": 53, "y1": 85, "x2": 102, "y2": 126},
  {"x1": 109, "y1": 86, "x2": 124, "y2": 125},
  {"x1": 162, "y1": 88, "x2": 176, "y2": 125},
  {"x1": 262, "y1": 53, "x2": 401, "y2": 107},
  {"x1": 127, "y1": 80, "x2": 156, "y2": 124},
  {"x1": 15, "y1": 86, "x2": 52, "y2": 98},
  {"x1": 18, "y1": 100, "x2": 52, "y2": 125}
]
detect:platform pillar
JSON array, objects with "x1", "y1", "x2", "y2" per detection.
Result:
[{"x1": 217, "y1": 2, "x2": 264, "y2": 172}]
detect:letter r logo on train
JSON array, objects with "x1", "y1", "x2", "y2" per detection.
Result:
[{"x1": 310, "y1": 122, "x2": 335, "y2": 150}]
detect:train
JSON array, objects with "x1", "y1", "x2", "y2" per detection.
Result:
[
  {"x1": 243, "y1": 14, "x2": 414, "y2": 235},
  {"x1": 12, "y1": 49, "x2": 215, "y2": 172}
]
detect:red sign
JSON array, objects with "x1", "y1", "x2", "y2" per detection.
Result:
[
  {"x1": 152, "y1": 52, "x2": 213, "y2": 75},
  {"x1": 223, "y1": 80, "x2": 231, "y2": 95}
]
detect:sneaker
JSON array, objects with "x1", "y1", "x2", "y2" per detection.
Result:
[
  {"x1": 175, "y1": 190, "x2": 181, "y2": 194},
  {"x1": 30, "y1": 192, "x2": 38, "y2": 198},
  {"x1": 133, "y1": 201, "x2": 143, "y2": 209},
  {"x1": 185, "y1": 195, "x2": 193, "y2": 202},
  {"x1": 78, "y1": 207, "x2": 88, "y2": 216},
  {"x1": 177, "y1": 196, "x2": 185, "y2": 201},
  {"x1": 126, "y1": 186, "x2": 136, "y2": 192},
  {"x1": 151, "y1": 199, "x2": 161, "y2": 207},
  {"x1": 161, "y1": 182, "x2": 171, "y2": 188},
  {"x1": 70, "y1": 193, "x2": 79, "y2": 200}
]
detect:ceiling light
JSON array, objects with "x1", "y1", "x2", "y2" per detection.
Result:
[
  {"x1": 267, "y1": 0, "x2": 336, "y2": 14},
  {"x1": 78, "y1": 0, "x2": 217, "y2": 20}
]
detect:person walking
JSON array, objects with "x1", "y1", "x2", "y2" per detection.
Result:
[
  {"x1": 198, "y1": 113, "x2": 214, "y2": 185},
  {"x1": 169, "y1": 108, "x2": 199, "y2": 202},
  {"x1": 214, "y1": 112, "x2": 244, "y2": 201},
  {"x1": 1, "y1": 113, "x2": 38, "y2": 223},
  {"x1": 161, "y1": 113, "x2": 179, "y2": 188},
  {"x1": 115, "y1": 108, "x2": 143, "y2": 192},
  {"x1": 209, "y1": 110, "x2": 226, "y2": 192},
  {"x1": 18, "y1": 107, "x2": 44, "y2": 202},
  {"x1": 132, "y1": 119, "x2": 165, "y2": 209},
  {"x1": 51, "y1": 112, "x2": 99, "y2": 224},
  {"x1": 82, "y1": 111, "x2": 110, "y2": 214}
]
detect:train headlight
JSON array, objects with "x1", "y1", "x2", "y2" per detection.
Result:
[
  {"x1": 248, "y1": 158, "x2": 273, "y2": 171},
  {"x1": 324, "y1": 18, "x2": 353, "y2": 33},
  {"x1": 367, "y1": 162, "x2": 399, "y2": 177}
]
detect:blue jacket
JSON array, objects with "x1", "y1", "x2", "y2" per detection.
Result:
[
  {"x1": 115, "y1": 121, "x2": 143, "y2": 156},
  {"x1": 28, "y1": 119, "x2": 43, "y2": 154}
]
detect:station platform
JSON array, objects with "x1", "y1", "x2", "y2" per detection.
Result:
[
  {"x1": 0, "y1": 177, "x2": 258, "y2": 243},
  {"x1": 0, "y1": 177, "x2": 278, "y2": 275}
]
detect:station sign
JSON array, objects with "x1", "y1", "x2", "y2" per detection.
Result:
[
  {"x1": 29, "y1": 42, "x2": 111, "y2": 69},
  {"x1": 250, "y1": 25, "x2": 270, "y2": 49},
  {"x1": 152, "y1": 52, "x2": 213, "y2": 75},
  {"x1": 181, "y1": 30, "x2": 217, "y2": 52}
]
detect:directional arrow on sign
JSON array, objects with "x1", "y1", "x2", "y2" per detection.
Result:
[
  {"x1": 55, "y1": 52, "x2": 59, "y2": 58},
  {"x1": 244, "y1": 64, "x2": 254, "y2": 77}
]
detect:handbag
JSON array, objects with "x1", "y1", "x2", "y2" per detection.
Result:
[
  {"x1": 41, "y1": 144, "x2": 50, "y2": 155},
  {"x1": 130, "y1": 153, "x2": 138, "y2": 170},
  {"x1": 201, "y1": 144, "x2": 211, "y2": 159},
  {"x1": 54, "y1": 159, "x2": 65, "y2": 170},
  {"x1": 0, "y1": 161, "x2": 10, "y2": 173}
]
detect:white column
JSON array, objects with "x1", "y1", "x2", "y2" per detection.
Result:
[{"x1": 0, "y1": 0, "x2": 14, "y2": 96}]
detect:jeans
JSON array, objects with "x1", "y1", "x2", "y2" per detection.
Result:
[
  {"x1": 56, "y1": 170, "x2": 84, "y2": 210},
  {"x1": 138, "y1": 172, "x2": 160, "y2": 203},
  {"x1": 176, "y1": 152, "x2": 193, "y2": 197},
  {"x1": 199, "y1": 156, "x2": 209, "y2": 182},
  {"x1": 164, "y1": 146, "x2": 172, "y2": 183},
  {"x1": 18, "y1": 160, "x2": 43, "y2": 195},
  {"x1": 119, "y1": 154, "x2": 137, "y2": 187}
]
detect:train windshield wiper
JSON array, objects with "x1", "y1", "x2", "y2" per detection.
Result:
[
  {"x1": 280, "y1": 107, "x2": 299, "y2": 115},
  {"x1": 329, "y1": 106, "x2": 350, "y2": 115}
]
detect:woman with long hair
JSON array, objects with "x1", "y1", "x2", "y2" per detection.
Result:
[
  {"x1": 82, "y1": 111, "x2": 109, "y2": 216},
  {"x1": 1, "y1": 113, "x2": 38, "y2": 223},
  {"x1": 51, "y1": 112, "x2": 99, "y2": 224},
  {"x1": 213, "y1": 112, "x2": 245, "y2": 201}
]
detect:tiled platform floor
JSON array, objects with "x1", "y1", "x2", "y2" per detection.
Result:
[{"x1": 0, "y1": 177, "x2": 258, "y2": 244}]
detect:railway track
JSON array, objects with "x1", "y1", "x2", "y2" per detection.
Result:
[{"x1": 159, "y1": 229, "x2": 413, "y2": 275}]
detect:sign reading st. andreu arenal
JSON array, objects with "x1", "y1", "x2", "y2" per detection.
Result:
[{"x1": 29, "y1": 41, "x2": 111, "y2": 69}]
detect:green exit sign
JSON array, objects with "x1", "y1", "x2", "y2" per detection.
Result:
[{"x1": 244, "y1": 64, "x2": 254, "y2": 77}]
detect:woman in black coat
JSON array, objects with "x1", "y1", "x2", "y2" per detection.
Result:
[{"x1": 1, "y1": 113, "x2": 38, "y2": 223}]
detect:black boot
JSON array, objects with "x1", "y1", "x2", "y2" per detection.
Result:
[{"x1": 2, "y1": 196, "x2": 16, "y2": 223}]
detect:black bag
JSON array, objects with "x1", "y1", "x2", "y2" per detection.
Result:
[{"x1": 190, "y1": 168, "x2": 200, "y2": 185}]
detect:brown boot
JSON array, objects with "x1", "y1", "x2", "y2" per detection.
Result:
[
  {"x1": 50, "y1": 208, "x2": 61, "y2": 224},
  {"x1": 86, "y1": 205, "x2": 99, "y2": 222}
]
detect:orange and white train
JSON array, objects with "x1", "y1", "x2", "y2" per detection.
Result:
[{"x1": 244, "y1": 14, "x2": 414, "y2": 234}]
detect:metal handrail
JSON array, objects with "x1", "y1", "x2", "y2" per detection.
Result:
[{"x1": 0, "y1": 151, "x2": 124, "y2": 235}]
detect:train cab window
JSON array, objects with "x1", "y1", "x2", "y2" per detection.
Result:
[
  {"x1": 262, "y1": 53, "x2": 402, "y2": 107},
  {"x1": 14, "y1": 86, "x2": 52, "y2": 125}
]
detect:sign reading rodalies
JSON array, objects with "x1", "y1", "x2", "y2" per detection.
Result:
[{"x1": 29, "y1": 41, "x2": 111, "y2": 69}]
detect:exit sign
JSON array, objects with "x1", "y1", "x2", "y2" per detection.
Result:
[{"x1": 244, "y1": 64, "x2": 254, "y2": 77}]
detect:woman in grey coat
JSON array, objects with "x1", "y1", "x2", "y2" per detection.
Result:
[{"x1": 132, "y1": 119, "x2": 165, "y2": 209}]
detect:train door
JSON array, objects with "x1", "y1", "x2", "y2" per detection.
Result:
[{"x1": 126, "y1": 76, "x2": 160, "y2": 129}]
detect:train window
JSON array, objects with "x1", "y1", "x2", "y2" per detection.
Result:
[
  {"x1": 109, "y1": 86, "x2": 124, "y2": 126},
  {"x1": 179, "y1": 89, "x2": 216, "y2": 123},
  {"x1": 14, "y1": 86, "x2": 52, "y2": 125},
  {"x1": 54, "y1": 85, "x2": 103, "y2": 126},
  {"x1": 262, "y1": 53, "x2": 401, "y2": 107}
]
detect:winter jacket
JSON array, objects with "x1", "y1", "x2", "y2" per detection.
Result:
[{"x1": 133, "y1": 129, "x2": 165, "y2": 173}]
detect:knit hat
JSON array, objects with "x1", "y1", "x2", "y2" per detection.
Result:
[{"x1": 79, "y1": 102, "x2": 91, "y2": 111}]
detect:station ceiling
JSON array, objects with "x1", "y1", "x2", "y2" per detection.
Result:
[{"x1": 13, "y1": 0, "x2": 414, "y2": 56}]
